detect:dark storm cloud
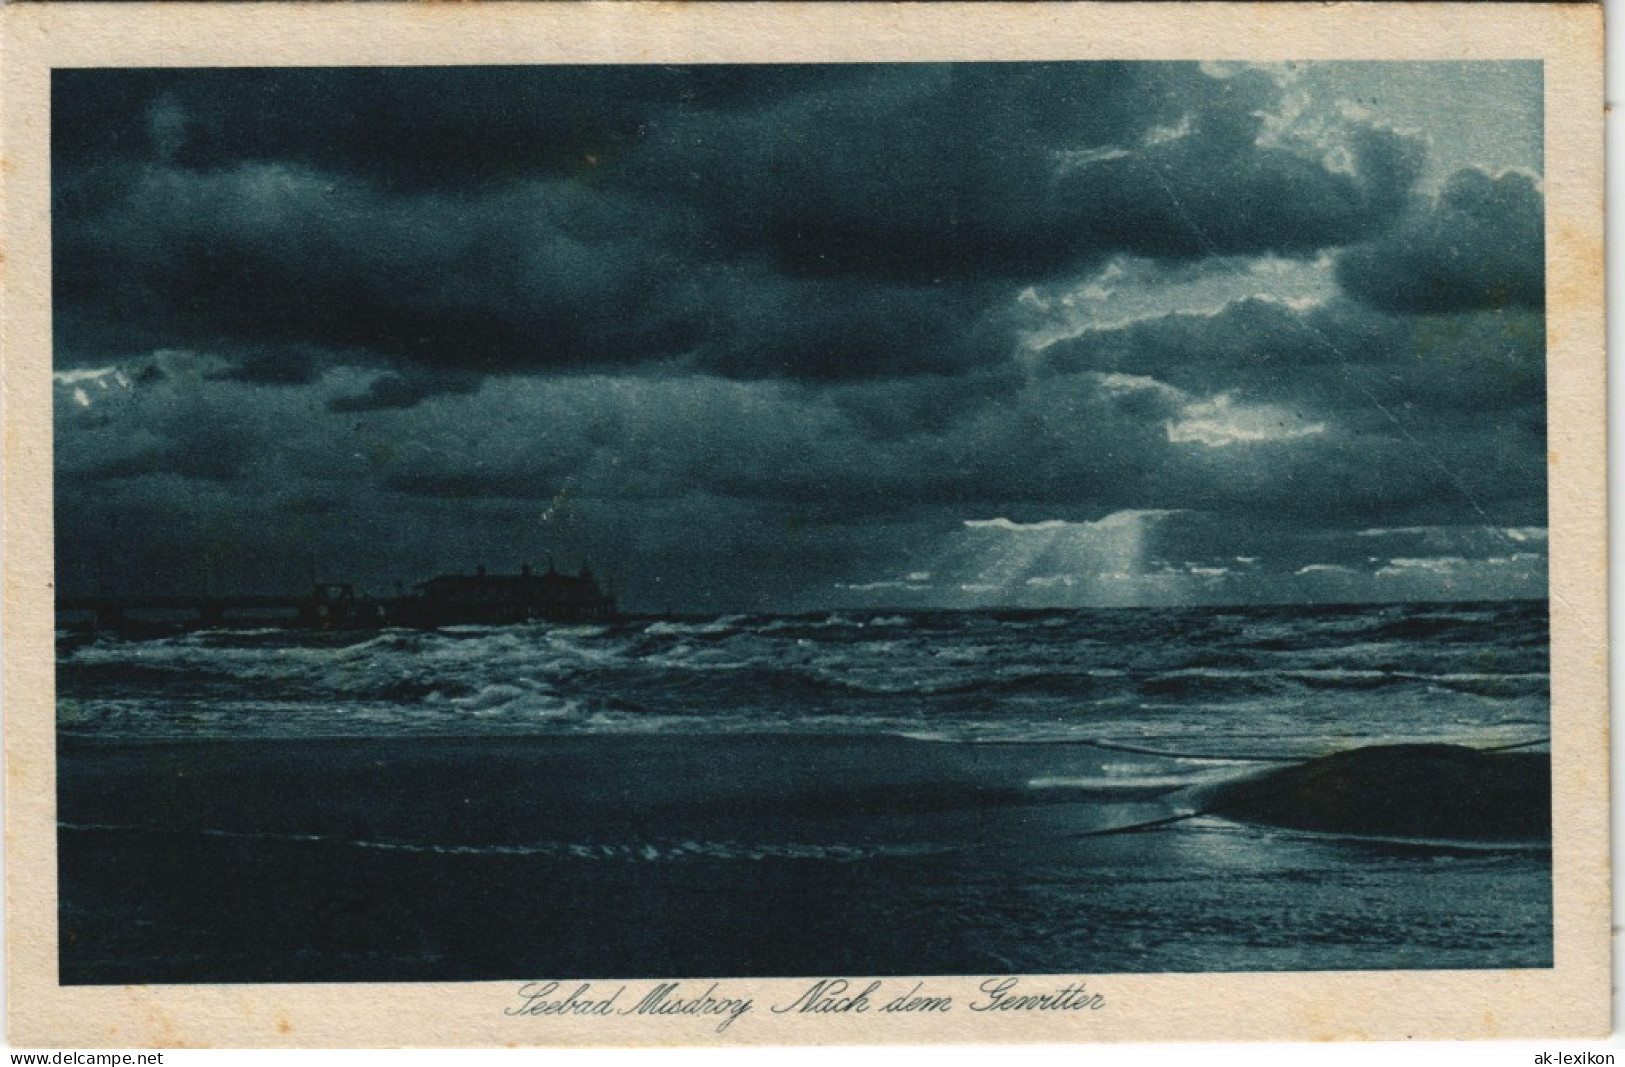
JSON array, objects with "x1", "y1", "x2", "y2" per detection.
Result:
[
  {"x1": 1154, "y1": 418, "x2": 1544, "y2": 528},
  {"x1": 55, "y1": 348, "x2": 1543, "y2": 606},
  {"x1": 54, "y1": 63, "x2": 1424, "y2": 396},
  {"x1": 74, "y1": 441, "x2": 245, "y2": 485},
  {"x1": 623, "y1": 64, "x2": 1424, "y2": 281},
  {"x1": 701, "y1": 276, "x2": 1010, "y2": 382},
  {"x1": 59, "y1": 285, "x2": 1545, "y2": 531},
  {"x1": 1042, "y1": 295, "x2": 1328, "y2": 387},
  {"x1": 52, "y1": 63, "x2": 1546, "y2": 607},
  {"x1": 78, "y1": 353, "x2": 1511, "y2": 535},
  {"x1": 1336, "y1": 168, "x2": 1544, "y2": 313},
  {"x1": 54, "y1": 163, "x2": 711, "y2": 377},
  {"x1": 1040, "y1": 295, "x2": 1544, "y2": 420},
  {"x1": 211, "y1": 348, "x2": 323, "y2": 387},
  {"x1": 54, "y1": 158, "x2": 1010, "y2": 392},
  {"x1": 1033, "y1": 290, "x2": 1546, "y2": 530},
  {"x1": 328, "y1": 370, "x2": 481, "y2": 413},
  {"x1": 56, "y1": 377, "x2": 258, "y2": 485},
  {"x1": 53, "y1": 67, "x2": 840, "y2": 193}
]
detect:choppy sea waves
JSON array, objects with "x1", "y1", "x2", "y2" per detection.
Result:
[
  {"x1": 57, "y1": 599, "x2": 1555, "y2": 981},
  {"x1": 57, "y1": 600, "x2": 1549, "y2": 756}
]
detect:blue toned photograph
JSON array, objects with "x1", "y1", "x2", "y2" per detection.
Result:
[{"x1": 53, "y1": 62, "x2": 1550, "y2": 984}]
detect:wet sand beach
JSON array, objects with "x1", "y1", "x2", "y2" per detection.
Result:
[{"x1": 58, "y1": 732, "x2": 1553, "y2": 983}]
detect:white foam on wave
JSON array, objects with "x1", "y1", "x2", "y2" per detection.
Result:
[
  {"x1": 59, "y1": 602, "x2": 1550, "y2": 747},
  {"x1": 1025, "y1": 774, "x2": 1200, "y2": 792},
  {"x1": 642, "y1": 615, "x2": 747, "y2": 636},
  {"x1": 448, "y1": 681, "x2": 581, "y2": 722},
  {"x1": 1181, "y1": 815, "x2": 1552, "y2": 853},
  {"x1": 60, "y1": 820, "x2": 946, "y2": 863}
]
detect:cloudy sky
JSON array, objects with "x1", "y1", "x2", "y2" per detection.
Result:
[{"x1": 53, "y1": 62, "x2": 1546, "y2": 612}]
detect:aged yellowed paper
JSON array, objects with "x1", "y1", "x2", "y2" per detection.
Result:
[{"x1": 3, "y1": 1, "x2": 1607, "y2": 1047}]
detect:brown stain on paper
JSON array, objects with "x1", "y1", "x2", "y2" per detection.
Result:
[{"x1": 136, "y1": 997, "x2": 197, "y2": 1050}]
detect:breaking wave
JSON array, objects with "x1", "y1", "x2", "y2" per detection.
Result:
[{"x1": 57, "y1": 601, "x2": 1548, "y2": 748}]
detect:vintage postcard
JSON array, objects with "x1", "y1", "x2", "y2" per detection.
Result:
[{"x1": 2, "y1": 1, "x2": 1607, "y2": 1048}]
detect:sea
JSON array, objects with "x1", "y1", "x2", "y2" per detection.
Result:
[{"x1": 57, "y1": 599, "x2": 1553, "y2": 982}]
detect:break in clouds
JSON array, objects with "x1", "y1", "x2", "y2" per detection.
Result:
[{"x1": 53, "y1": 62, "x2": 1547, "y2": 611}]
